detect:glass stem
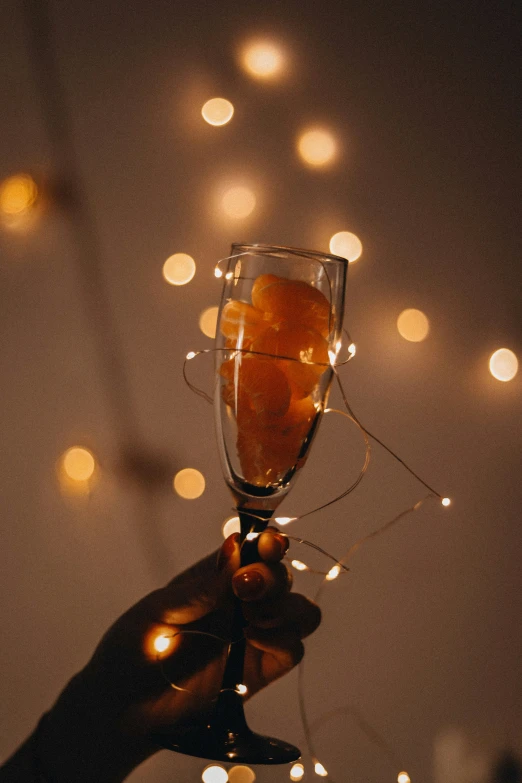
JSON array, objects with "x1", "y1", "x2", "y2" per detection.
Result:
[{"x1": 211, "y1": 510, "x2": 271, "y2": 729}]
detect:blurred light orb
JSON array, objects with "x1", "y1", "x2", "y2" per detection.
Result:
[
  {"x1": 222, "y1": 516, "x2": 241, "y2": 538},
  {"x1": 329, "y1": 231, "x2": 363, "y2": 263},
  {"x1": 314, "y1": 761, "x2": 328, "y2": 776},
  {"x1": 228, "y1": 766, "x2": 256, "y2": 783},
  {"x1": 222, "y1": 186, "x2": 256, "y2": 219},
  {"x1": 290, "y1": 763, "x2": 305, "y2": 781},
  {"x1": 174, "y1": 468, "x2": 206, "y2": 499},
  {"x1": 489, "y1": 348, "x2": 518, "y2": 382},
  {"x1": 153, "y1": 634, "x2": 171, "y2": 653},
  {"x1": 398, "y1": 773, "x2": 411, "y2": 783},
  {"x1": 202, "y1": 765, "x2": 228, "y2": 783},
  {"x1": 397, "y1": 308, "x2": 430, "y2": 342},
  {"x1": 202, "y1": 98, "x2": 234, "y2": 126},
  {"x1": 297, "y1": 128, "x2": 337, "y2": 167},
  {"x1": 441, "y1": 497, "x2": 451, "y2": 507},
  {"x1": 236, "y1": 683, "x2": 248, "y2": 695},
  {"x1": 62, "y1": 447, "x2": 96, "y2": 482},
  {"x1": 241, "y1": 40, "x2": 284, "y2": 79},
  {"x1": 275, "y1": 516, "x2": 294, "y2": 526},
  {"x1": 163, "y1": 253, "x2": 196, "y2": 285},
  {"x1": 199, "y1": 306, "x2": 219, "y2": 338},
  {"x1": 0, "y1": 173, "x2": 38, "y2": 216},
  {"x1": 326, "y1": 564, "x2": 341, "y2": 581}
]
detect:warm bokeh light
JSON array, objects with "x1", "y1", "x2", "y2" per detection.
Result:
[
  {"x1": 326, "y1": 564, "x2": 341, "y2": 581},
  {"x1": 228, "y1": 766, "x2": 256, "y2": 783},
  {"x1": 275, "y1": 516, "x2": 295, "y2": 526},
  {"x1": 202, "y1": 765, "x2": 229, "y2": 783},
  {"x1": 162, "y1": 253, "x2": 196, "y2": 285},
  {"x1": 0, "y1": 174, "x2": 38, "y2": 216},
  {"x1": 398, "y1": 773, "x2": 411, "y2": 783},
  {"x1": 329, "y1": 231, "x2": 363, "y2": 263},
  {"x1": 314, "y1": 761, "x2": 328, "y2": 776},
  {"x1": 442, "y1": 497, "x2": 451, "y2": 507},
  {"x1": 297, "y1": 128, "x2": 337, "y2": 167},
  {"x1": 240, "y1": 40, "x2": 284, "y2": 79},
  {"x1": 489, "y1": 348, "x2": 518, "y2": 382},
  {"x1": 173, "y1": 468, "x2": 206, "y2": 499},
  {"x1": 222, "y1": 515, "x2": 241, "y2": 539},
  {"x1": 397, "y1": 308, "x2": 430, "y2": 342},
  {"x1": 199, "y1": 306, "x2": 219, "y2": 338},
  {"x1": 290, "y1": 763, "x2": 305, "y2": 781},
  {"x1": 221, "y1": 186, "x2": 256, "y2": 219},
  {"x1": 153, "y1": 634, "x2": 171, "y2": 653},
  {"x1": 202, "y1": 98, "x2": 234, "y2": 126},
  {"x1": 236, "y1": 683, "x2": 248, "y2": 695},
  {"x1": 61, "y1": 447, "x2": 96, "y2": 482},
  {"x1": 291, "y1": 559, "x2": 308, "y2": 571}
]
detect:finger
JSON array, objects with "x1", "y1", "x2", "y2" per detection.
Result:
[
  {"x1": 232, "y1": 560, "x2": 291, "y2": 602},
  {"x1": 243, "y1": 592, "x2": 321, "y2": 639},
  {"x1": 154, "y1": 534, "x2": 241, "y2": 624},
  {"x1": 257, "y1": 528, "x2": 289, "y2": 562},
  {"x1": 244, "y1": 627, "x2": 305, "y2": 689}
]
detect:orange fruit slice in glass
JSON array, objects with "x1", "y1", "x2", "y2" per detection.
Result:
[{"x1": 251, "y1": 277, "x2": 331, "y2": 337}]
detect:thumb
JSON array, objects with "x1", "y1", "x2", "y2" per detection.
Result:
[{"x1": 157, "y1": 533, "x2": 241, "y2": 625}]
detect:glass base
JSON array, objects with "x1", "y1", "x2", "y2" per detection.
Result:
[{"x1": 158, "y1": 723, "x2": 301, "y2": 765}]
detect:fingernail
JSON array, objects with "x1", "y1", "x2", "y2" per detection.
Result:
[
  {"x1": 273, "y1": 532, "x2": 289, "y2": 555},
  {"x1": 232, "y1": 570, "x2": 265, "y2": 600},
  {"x1": 217, "y1": 533, "x2": 239, "y2": 571}
]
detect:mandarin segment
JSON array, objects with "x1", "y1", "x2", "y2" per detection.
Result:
[
  {"x1": 251, "y1": 274, "x2": 282, "y2": 310},
  {"x1": 252, "y1": 278, "x2": 331, "y2": 337},
  {"x1": 220, "y1": 300, "x2": 268, "y2": 343},
  {"x1": 251, "y1": 323, "x2": 329, "y2": 396}
]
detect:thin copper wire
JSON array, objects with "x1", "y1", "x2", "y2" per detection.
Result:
[
  {"x1": 184, "y1": 331, "x2": 444, "y2": 779},
  {"x1": 155, "y1": 628, "x2": 243, "y2": 698}
]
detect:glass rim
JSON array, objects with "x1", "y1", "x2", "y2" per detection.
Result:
[{"x1": 231, "y1": 242, "x2": 348, "y2": 267}]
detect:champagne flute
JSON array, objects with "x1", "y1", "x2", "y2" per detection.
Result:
[{"x1": 166, "y1": 243, "x2": 347, "y2": 764}]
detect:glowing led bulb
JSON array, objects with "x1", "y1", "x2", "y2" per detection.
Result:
[
  {"x1": 241, "y1": 40, "x2": 284, "y2": 79},
  {"x1": 221, "y1": 186, "x2": 256, "y2": 219},
  {"x1": 202, "y1": 765, "x2": 229, "y2": 783},
  {"x1": 314, "y1": 761, "x2": 328, "y2": 776},
  {"x1": 326, "y1": 564, "x2": 341, "y2": 581},
  {"x1": 153, "y1": 634, "x2": 171, "y2": 653},
  {"x1": 214, "y1": 267, "x2": 223, "y2": 278},
  {"x1": 329, "y1": 231, "x2": 363, "y2": 263},
  {"x1": 199, "y1": 306, "x2": 219, "y2": 338},
  {"x1": 397, "y1": 308, "x2": 430, "y2": 342},
  {"x1": 163, "y1": 253, "x2": 196, "y2": 285},
  {"x1": 441, "y1": 497, "x2": 451, "y2": 507},
  {"x1": 489, "y1": 348, "x2": 518, "y2": 382},
  {"x1": 228, "y1": 766, "x2": 256, "y2": 783},
  {"x1": 236, "y1": 683, "x2": 248, "y2": 695},
  {"x1": 275, "y1": 516, "x2": 295, "y2": 526},
  {"x1": 0, "y1": 174, "x2": 38, "y2": 216},
  {"x1": 290, "y1": 763, "x2": 305, "y2": 781},
  {"x1": 246, "y1": 532, "x2": 260, "y2": 541},
  {"x1": 297, "y1": 128, "x2": 337, "y2": 167},
  {"x1": 61, "y1": 447, "x2": 96, "y2": 481},
  {"x1": 398, "y1": 773, "x2": 411, "y2": 783},
  {"x1": 291, "y1": 559, "x2": 308, "y2": 572},
  {"x1": 186, "y1": 351, "x2": 197, "y2": 360},
  {"x1": 173, "y1": 468, "x2": 206, "y2": 499},
  {"x1": 348, "y1": 342, "x2": 356, "y2": 357},
  {"x1": 222, "y1": 516, "x2": 240, "y2": 538},
  {"x1": 202, "y1": 98, "x2": 234, "y2": 126}
]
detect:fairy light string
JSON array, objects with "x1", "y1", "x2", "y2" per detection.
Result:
[{"x1": 184, "y1": 310, "x2": 448, "y2": 779}]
